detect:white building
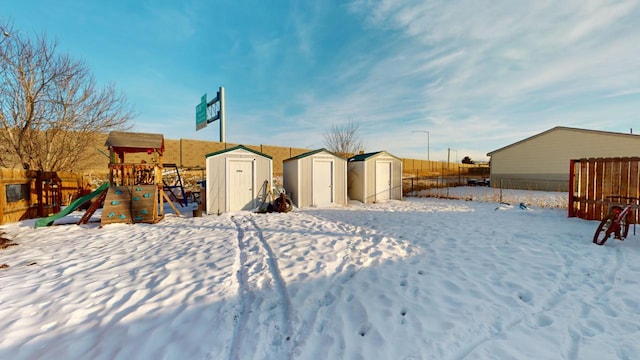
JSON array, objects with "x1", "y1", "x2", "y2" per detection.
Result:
[
  {"x1": 487, "y1": 126, "x2": 640, "y2": 191},
  {"x1": 283, "y1": 149, "x2": 347, "y2": 208},
  {"x1": 205, "y1": 145, "x2": 272, "y2": 214},
  {"x1": 348, "y1": 151, "x2": 403, "y2": 203}
]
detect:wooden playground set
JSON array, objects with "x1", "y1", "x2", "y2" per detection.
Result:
[{"x1": 35, "y1": 132, "x2": 188, "y2": 228}]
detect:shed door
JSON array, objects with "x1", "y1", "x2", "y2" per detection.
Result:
[
  {"x1": 313, "y1": 160, "x2": 333, "y2": 206},
  {"x1": 228, "y1": 159, "x2": 254, "y2": 211},
  {"x1": 375, "y1": 161, "x2": 392, "y2": 202}
]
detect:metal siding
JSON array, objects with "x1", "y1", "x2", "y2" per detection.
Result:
[
  {"x1": 300, "y1": 156, "x2": 312, "y2": 207},
  {"x1": 347, "y1": 161, "x2": 365, "y2": 203},
  {"x1": 257, "y1": 156, "x2": 273, "y2": 201},
  {"x1": 284, "y1": 151, "x2": 348, "y2": 208},
  {"x1": 206, "y1": 148, "x2": 272, "y2": 214},
  {"x1": 335, "y1": 157, "x2": 347, "y2": 205},
  {"x1": 348, "y1": 152, "x2": 402, "y2": 203},
  {"x1": 283, "y1": 160, "x2": 299, "y2": 206},
  {"x1": 492, "y1": 129, "x2": 640, "y2": 175},
  {"x1": 205, "y1": 154, "x2": 225, "y2": 215},
  {"x1": 365, "y1": 159, "x2": 376, "y2": 203},
  {"x1": 371, "y1": 154, "x2": 402, "y2": 202},
  {"x1": 490, "y1": 128, "x2": 640, "y2": 191}
]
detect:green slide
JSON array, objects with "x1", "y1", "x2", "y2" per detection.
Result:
[{"x1": 34, "y1": 182, "x2": 110, "y2": 228}]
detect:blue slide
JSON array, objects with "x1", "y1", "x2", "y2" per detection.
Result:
[{"x1": 34, "y1": 183, "x2": 110, "y2": 228}]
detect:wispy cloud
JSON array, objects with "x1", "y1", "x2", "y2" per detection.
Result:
[
  {"x1": 14, "y1": 0, "x2": 637, "y2": 162},
  {"x1": 249, "y1": 0, "x2": 640, "y2": 159}
]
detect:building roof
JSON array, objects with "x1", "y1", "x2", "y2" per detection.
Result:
[
  {"x1": 205, "y1": 145, "x2": 272, "y2": 159},
  {"x1": 487, "y1": 126, "x2": 640, "y2": 156},
  {"x1": 105, "y1": 131, "x2": 165, "y2": 153},
  {"x1": 348, "y1": 150, "x2": 400, "y2": 162},
  {"x1": 284, "y1": 148, "x2": 345, "y2": 161}
]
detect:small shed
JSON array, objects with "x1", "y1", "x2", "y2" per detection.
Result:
[
  {"x1": 348, "y1": 151, "x2": 403, "y2": 203},
  {"x1": 205, "y1": 145, "x2": 272, "y2": 215},
  {"x1": 283, "y1": 149, "x2": 347, "y2": 208}
]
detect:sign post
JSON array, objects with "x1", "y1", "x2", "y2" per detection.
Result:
[{"x1": 195, "y1": 86, "x2": 226, "y2": 142}]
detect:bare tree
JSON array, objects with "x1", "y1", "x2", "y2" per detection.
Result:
[
  {"x1": 323, "y1": 121, "x2": 364, "y2": 158},
  {"x1": 0, "y1": 23, "x2": 134, "y2": 172}
]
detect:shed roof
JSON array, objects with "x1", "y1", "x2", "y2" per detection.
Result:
[
  {"x1": 284, "y1": 148, "x2": 345, "y2": 162},
  {"x1": 487, "y1": 126, "x2": 640, "y2": 156},
  {"x1": 348, "y1": 150, "x2": 400, "y2": 162},
  {"x1": 105, "y1": 131, "x2": 165, "y2": 153},
  {"x1": 205, "y1": 145, "x2": 272, "y2": 159}
]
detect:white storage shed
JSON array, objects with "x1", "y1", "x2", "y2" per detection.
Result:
[
  {"x1": 348, "y1": 151, "x2": 403, "y2": 203},
  {"x1": 283, "y1": 149, "x2": 347, "y2": 208},
  {"x1": 205, "y1": 145, "x2": 272, "y2": 214}
]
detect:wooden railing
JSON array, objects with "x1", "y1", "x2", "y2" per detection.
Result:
[{"x1": 108, "y1": 163, "x2": 158, "y2": 187}]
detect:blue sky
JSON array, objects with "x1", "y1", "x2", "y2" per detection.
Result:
[{"x1": 3, "y1": 1, "x2": 640, "y2": 162}]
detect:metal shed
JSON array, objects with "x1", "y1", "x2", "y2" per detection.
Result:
[
  {"x1": 205, "y1": 145, "x2": 272, "y2": 215},
  {"x1": 348, "y1": 151, "x2": 403, "y2": 203},
  {"x1": 487, "y1": 126, "x2": 640, "y2": 191},
  {"x1": 283, "y1": 149, "x2": 347, "y2": 208}
]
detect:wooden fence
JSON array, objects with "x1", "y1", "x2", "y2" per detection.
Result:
[
  {"x1": 0, "y1": 168, "x2": 84, "y2": 225},
  {"x1": 569, "y1": 157, "x2": 640, "y2": 221}
]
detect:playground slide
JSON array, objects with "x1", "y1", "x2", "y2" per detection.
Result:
[{"x1": 34, "y1": 183, "x2": 110, "y2": 228}]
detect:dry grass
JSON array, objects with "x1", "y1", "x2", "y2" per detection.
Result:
[
  {"x1": 0, "y1": 232, "x2": 18, "y2": 250},
  {"x1": 408, "y1": 186, "x2": 568, "y2": 209}
]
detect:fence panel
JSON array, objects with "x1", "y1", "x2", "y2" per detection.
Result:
[
  {"x1": 570, "y1": 157, "x2": 640, "y2": 220},
  {"x1": 0, "y1": 169, "x2": 82, "y2": 225}
]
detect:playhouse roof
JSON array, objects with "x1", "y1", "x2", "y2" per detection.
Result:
[{"x1": 105, "y1": 131, "x2": 165, "y2": 154}]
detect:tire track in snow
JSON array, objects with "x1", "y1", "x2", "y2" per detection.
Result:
[
  {"x1": 245, "y1": 216, "x2": 294, "y2": 344},
  {"x1": 228, "y1": 215, "x2": 293, "y2": 360},
  {"x1": 228, "y1": 216, "x2": 255, "y2": 360}
]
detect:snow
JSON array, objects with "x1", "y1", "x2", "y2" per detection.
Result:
[{"x1": 1, "y1": 188, "x2": 640, "y2": 360}]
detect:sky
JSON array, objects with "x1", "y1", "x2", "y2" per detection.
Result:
[
  {"x1": 3, "y1": 0, "x2": 640, "y2": 162},
  {"x1": 2, "y1": 189, "x2": 640, "y2": 359}
]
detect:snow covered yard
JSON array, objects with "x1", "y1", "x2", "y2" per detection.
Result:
[{"x1": 1, "y1": 191, "x2": 639, "y2": 360}]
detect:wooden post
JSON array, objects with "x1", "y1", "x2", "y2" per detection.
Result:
[{"x1": 568, "y1": 160, "x2": 575, "y2": 218}]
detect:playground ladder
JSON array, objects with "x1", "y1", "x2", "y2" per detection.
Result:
[{"x1": 162, "y1": 163, "x2": 188, "y2": 207}]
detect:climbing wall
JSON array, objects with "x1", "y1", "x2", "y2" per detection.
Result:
[
  {"x1": 130, "y1": 185, "x2": 157, "y2": 223},
  {"x1": 101, "y1": 185, "x2": 157, "y2": 226}
]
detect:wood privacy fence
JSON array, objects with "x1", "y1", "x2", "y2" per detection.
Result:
[
  {"x1": 569, "y1": 157, "x2": 640, "y2": 221},
  {"x1": 0, "y1": 168, "x2": 85, "y2": 225}
]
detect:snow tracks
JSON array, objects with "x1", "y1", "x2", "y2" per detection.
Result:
[
  {"x1": 229, "y1": 215, "x2": 294, "y2": 360},
  {"x1": 225, "y1": 211, "x2": 416, "y2": 359}
]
